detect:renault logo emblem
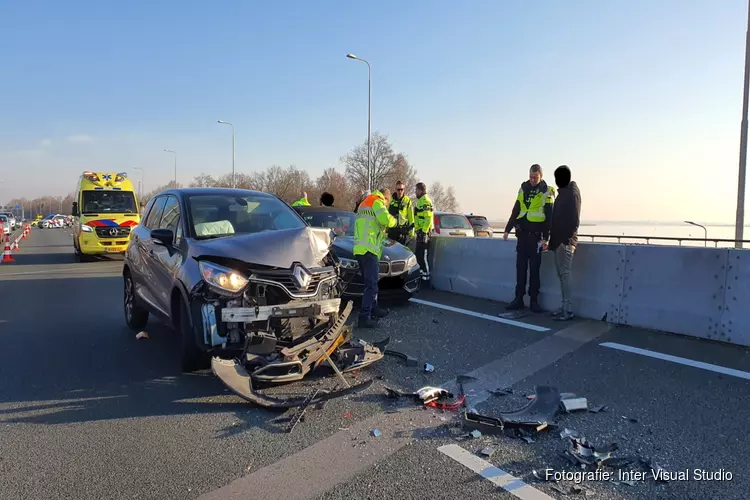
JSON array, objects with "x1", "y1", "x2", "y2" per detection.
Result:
[
  {"x1": 293, "y1": 265, "x2": 312, "y2": 289},
  {"x1": 109, "y1": 228, "x2": 118, "y2": 236}
]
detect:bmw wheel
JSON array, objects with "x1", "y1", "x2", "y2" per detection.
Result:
[{"x1": 124, "y1": 271, "x2": 149, "y2": 330}]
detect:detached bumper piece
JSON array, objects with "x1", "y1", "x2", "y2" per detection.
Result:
[
  {"x1": 462, "y1": 385, "x2": 562, "y2": 434},
  {"x1": 211, "y1": 301, "x2": 386, "y2": 408}
]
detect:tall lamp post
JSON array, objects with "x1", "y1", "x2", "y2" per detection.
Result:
[
  {"x1": 735, "y1": 0, "x2": 750, "y2": 249},
  {"x1": 685, "y1": 220, "x2": 708, "y2": 247},
  {"x1": 133, "y1": 166, "x2": 144, "y2": 200},
  {"x1": 164, "y1": 149, "x2": 177, "y2": 185},
  {"x1": 346, "y1": 53, "x2": 372, "y2": 192},
  {"x1": 217, "y1": 120, "x2": 236, "y2": 188}
]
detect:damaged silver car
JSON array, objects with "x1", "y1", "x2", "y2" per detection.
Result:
[{"x1": 123, "y1": 188, "x2": 386, "y2": 407}]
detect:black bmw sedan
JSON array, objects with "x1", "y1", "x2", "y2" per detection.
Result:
[{"x1": 293, "y1": 205, "x2": 421, "y2": 302}]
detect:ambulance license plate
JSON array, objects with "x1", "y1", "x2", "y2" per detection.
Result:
[{"x1": 106, "y1": 247, "x2": 125, "y2": 253}]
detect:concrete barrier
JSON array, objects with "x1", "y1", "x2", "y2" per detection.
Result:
[{"x1": 428, "y1": 237, "x2": 750, "y2": 348}]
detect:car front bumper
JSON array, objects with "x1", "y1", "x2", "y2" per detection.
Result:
[{"x1": 78, "y1": 232, "x2": 132, "y2": 255}]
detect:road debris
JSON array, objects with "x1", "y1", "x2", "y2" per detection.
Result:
[
  {"x1": 470, "y1": 430, "x2": 482, "y2": 438},
  {"x1": 383, "y1": 349, "x2": 419, "y2": 367},
  {"x1": 284, "y1": 388, "x2": 319, "y2": 434},
  {"x1": 479, "y1": 446, "x2": 496, "y2": 457},
  {"x1": 563, "y1": 435, "x2": 618, "y2": 468},
  {"x1": 622, "y1": 416, "x2": 639, "y2": 423},
  {"x1": 135, "y1": 331, "x2": 149, "y2": 340},
  {"x1": 371, "y1": 428, "x2": 382, "y2": 437},
  {"x1": 589, "y1": 405, "x2": 607, "y2": 413},
  {"x1": 424, "y1": 363, "x2": 435, "y2": 372},
  {"x1": 559, "y1": 428, "x2": 580, "y2": 439},
  {"x1": 561, "y1": 397, "x2": 588, "y2": 412},
  {"x1": 463, "y1": 386, "x2": 561, "y2": 434},
  {"x1": 488, "y1": 387, "x2": 514, "y2": 396}
]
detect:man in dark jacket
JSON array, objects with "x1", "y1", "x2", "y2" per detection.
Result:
[
  {"x1": 503, "y1": 164, "x2": 555, "y2": 312},
  {"x1": 547, "y1": 165, "x2": 581, "y2": 321}
]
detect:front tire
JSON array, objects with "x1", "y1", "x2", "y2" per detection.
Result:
[
  {"x1": 124, "y1": 272, "x2": 149, "y2": 330},
  {"x1": 178, "y1": 299, "x2": 209, "y2": 372}
]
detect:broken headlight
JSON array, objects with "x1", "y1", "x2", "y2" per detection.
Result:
[
  {"x1": 339, "y1": 257, "x2": 359, "y2": 270},
  {"x1": 199, "y1": 261, "x2": 249, "y2": 295},
  {"x1": 406, "y1": 254, "x2": 417, "y2": 270}
]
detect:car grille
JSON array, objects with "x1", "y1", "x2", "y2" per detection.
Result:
[
  {"x1": 95, "y1": 227, "x2": 131, "y2": 238},
  {"x1": 379, "y1": 260, "x2": 407, "y2": 276},
  {"x1": 250, "y1": 266, "x2": 337, "y2": 298}
]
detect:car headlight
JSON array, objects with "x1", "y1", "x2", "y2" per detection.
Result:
[
  {"x1": 339, "y1": 257, "x2": 359, "y2": 270},
  {"x1": 81, "y1": 225, "x2": 93, "y2": 232},
  {"x1": 199, "y1": 261, "x2": 249, "y2": 295},
  {"x1": 406, "y1": 253, "x2": 418, "y2": 270}
]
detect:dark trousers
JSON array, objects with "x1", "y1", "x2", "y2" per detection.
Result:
[
  {"x1": 515, "y1": 233, "x2": 542, "y2": 300},
  {"x1": 416, "y1": 239, "x2": 430, "y2": 278},
  {"x1": 356, "y1": 252, "x2": 379, "y2": 319}
]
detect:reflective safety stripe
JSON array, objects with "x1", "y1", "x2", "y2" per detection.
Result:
[{"x1": 516, "y1": 185, "x2": 554, "y2": 222}]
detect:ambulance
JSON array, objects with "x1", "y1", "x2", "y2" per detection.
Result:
[{"x1": 72, "y1": 171, "x2": 140, "y2": 260}]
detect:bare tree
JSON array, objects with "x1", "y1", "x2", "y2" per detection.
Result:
[
  {"x1": 142, "y1": 181, "x2": 182, "y2": 204},
  {"x1": 386, "y1": 153, "x2": 419, "y2": 198},
  {"x1": 342, "y1": 132, "x2": 402, "y2": 191},
  {"x1": 316, "y1": 167, "x2": 355, "y2": 208},
  {"x1": 428, "y1": 181, "x2": 459, "y2": 212},
  {"x1": 190, "y1": 173, "x2": 218, "y2": 187}
]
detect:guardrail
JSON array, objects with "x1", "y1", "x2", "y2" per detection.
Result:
[
  {"x1": 492, "y1": 230, "x2": 750, "y2": 248},
  {"x1": 428, "y1": 237, "x2": 750, "y2": 347}
]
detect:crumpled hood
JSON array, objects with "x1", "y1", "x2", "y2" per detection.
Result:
[{"x1": 192, "y1": 226, "x2": 331, "y2": 269}]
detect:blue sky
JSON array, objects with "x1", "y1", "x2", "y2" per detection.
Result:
[{"x1": 0, "y1": 0, "x2": 748, "y2": 223}]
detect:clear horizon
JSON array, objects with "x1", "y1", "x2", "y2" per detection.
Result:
[{"x1": 1, "y1": 1, "x2": 750, "y2": 225}]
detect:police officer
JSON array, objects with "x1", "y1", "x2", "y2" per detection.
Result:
[
  {"x1": 503, "y1": 164, "x2": 555, "y2": 312},
  {"x1": 353, "y1": 187, "x2": 397, "y2": 328},
  {"x1": 387, "y1": 180, "x2": 415, "y2": 247},
  {"x1": 291, "y1": 191, "x2": 311, "y2": 207},
  {"x1": 413, "y1": 182, "x2": 434, "y2": 281}
]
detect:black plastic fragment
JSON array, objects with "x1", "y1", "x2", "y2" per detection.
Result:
[
  {"x1": 284, "y1": 388, "x2": 319, "y2": 433},
  {"x1": 383, "y1": 349, "x2": 419, "y2": 367}
]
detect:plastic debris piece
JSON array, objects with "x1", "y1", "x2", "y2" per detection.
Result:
[
  {"x1": 479, "y1": 446, "x2": 496, "y2": 457},
  {"x1": 589, "y1": 405, "x2": 607, "y2": 413},
  {"x1": 371, "y1": 428, "x2": 382, "y2": 437},
  {"x1": 528, "y1": 391, "x2": 575, "y2": 400},
  {"x1": 622, "y1": 415, "x2": 639, "y2": 423},
  {"x1": 567, "y1": 436, "x2": 618, "y2": 467},
  {"x1": 560, "y1": 428, "x2": 580, "y2": 439},
  {"x1": 416, "y1": 386, "x2": 450, "y2": 404},
  {"x1": 284, "y1": 388, "x2": 319, "y2": 433},
  {"x1": 561, "y1": 398, "x2": 588, "y2": 412},
  {"x1": 521, "y1": 436, "x2": 535, "y2": 444},
  {"x1": 488, "y1": 388, "x2": 513, "y2": 396},
  {"x1": 470, "y1": 430, "x2": 482, "y2": 438},
  {"x1": 135, "y1": 331, "x2": 149, "y2": 340},
  {"x1": 424, "y1": 363, "x2": 435, "y2": 372},
  {"x1": 343, "y1": 412, "x2": 351, "y2": 418},
  {"x1": 384, "y1": 349, "x2": 418, "y2": 367}
]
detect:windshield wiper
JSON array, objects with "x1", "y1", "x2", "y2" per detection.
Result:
[{"x1": 196, "y1": 234, "x2": 231, "y2": 240}]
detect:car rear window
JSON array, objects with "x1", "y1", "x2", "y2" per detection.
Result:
[
  {"x1": 467, "y1": 216, "x2": 490, "y2": 227},
  {"x1": 438, "y1": 214, "x2": 472, "y2": 230}
]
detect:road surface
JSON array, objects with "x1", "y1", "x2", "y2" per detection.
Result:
[{"x1": 0, "y1": 227, "x2": 747, "y2": 500}]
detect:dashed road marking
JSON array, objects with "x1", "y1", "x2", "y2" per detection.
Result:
[
  {"x1": 409, "y1": 297, "x2": 550, "y2": 332},
  {"x1": 600, "y1": 342, "x2": 750, "y2": 381},
  {"x1": 438, "y1": 444, "x2": 555, "y2": 499}
]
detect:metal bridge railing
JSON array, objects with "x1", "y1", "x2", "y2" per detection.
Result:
[{"x1": 491, "y1": 230, "x2": 750, "y2": 248}]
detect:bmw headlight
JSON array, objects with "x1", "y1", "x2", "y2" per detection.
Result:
[
  {"x1": 406, "y1": 253, "x2": 418, "y2": 270},
  {"x1": 339, "y1": 257, "x2": 359, "y2": 270},
  {"x1": 81, "y1": 225, "x2": 93, "y2": 232},
  {"x1": 199, "y1": 261, "x2": 249, "y2": 295}
]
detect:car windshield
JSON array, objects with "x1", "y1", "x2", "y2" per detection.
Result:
[
  {"x1": 438, "y1": 214, "x2": 472, "y2": 229},
  {"x1": 188, "y1": 193, "x2": 306, "y2": 239},
  {"x1": 467, "y1": 216, "x2": 490, "y2": 227},
  {"x1": 299, "y1": 210, "x2": 356, "y2": 237},
  {"x1": 0, "y1": 216, "x2": 7, "y2": 222},
  {"x1": 82, "y1": 191, "x2": 137, "y2": 214}
]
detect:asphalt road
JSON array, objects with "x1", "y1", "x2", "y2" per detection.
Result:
[{"x1": 0, "y1": 227, "x2": 748, "y2": 500}]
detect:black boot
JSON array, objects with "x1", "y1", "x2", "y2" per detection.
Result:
[
  {"x1": 529, "y1": 298, "x2": 543, "y2": 313},
  {"x1": 372, "y1": 307, "x2": 389, "y2": 318},
  {"x1": 506, "y1": 297, "x2": 525, "y2": 310}
]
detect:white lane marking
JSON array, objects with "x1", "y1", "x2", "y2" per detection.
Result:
[
  {"x1": 438, "y1": 444, "x2": 555, "y2": 500},
  {"x1": 600, "y1": 342, "x2": 750, "y2": 381},
  {"x1": 409, "y1": 297, "x2": 550, "y2": 332}
]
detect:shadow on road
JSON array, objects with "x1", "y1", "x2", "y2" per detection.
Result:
[{"x1": 3, "y1": 252, "x2": 76, "y2": 265}]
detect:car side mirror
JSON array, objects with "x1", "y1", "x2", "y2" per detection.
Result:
[
  {"x1": 71, "y1": 202, "x2": 79, "y2": 217},
  {"x1": 151, "y1": 228, "x2": 174, "y2": 246}
]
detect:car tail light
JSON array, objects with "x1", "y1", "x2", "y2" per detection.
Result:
[{"x1": 433, "y1": 215, "x2": 440, "y2": 234}]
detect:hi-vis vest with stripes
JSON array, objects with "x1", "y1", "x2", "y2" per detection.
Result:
[
  {"x1": 353, "y1": 191, "x2": 396, "y2": 259},
  {"x1": 516, "y1": 184, "x2": 555, "y2": 222}
]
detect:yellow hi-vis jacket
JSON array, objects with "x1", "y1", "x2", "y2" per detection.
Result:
[
  {"x1": 388, "y1": 194, "x2": 415, "y2": 236},
  {"x1": 291, "y1": 197, "x2": 310, "y2": 207},
  {"x1": 414, "y1": 194, "x2": 434, "y2": 234},
  {"x1": 353, "y1": 190, "x2": 396, "y2": 259}
]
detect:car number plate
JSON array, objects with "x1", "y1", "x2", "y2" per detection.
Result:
[{"x1": 106, "y1": 247, "x2": 125, "y2": 253}]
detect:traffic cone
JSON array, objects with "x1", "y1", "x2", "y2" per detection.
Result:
[
  {"x1": 12, "y1": 237, "x2": 19, "y2": 251},
  {"x1": 2, "y1": 234, "x2": 14, "y2": 263},
  {"x1": 22, "y1": 226, "x2": 28, "y2": 240}
]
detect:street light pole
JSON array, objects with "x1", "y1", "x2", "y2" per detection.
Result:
[
  {"x1": 164, "y1": 149, "x2": 177, "y2": 185},
  {"x1": 346, "y1": 53, "x2": 372, "y2": 192},
  {"x1": 217, "y1": 120, "x2": 236, "y2": 188},
  {"x1": 133, "y1": 166, "x2": 144, "y2": 200},
  {"x1": 735, "y1": 0, "x2": 750, "y2": 249},
  {"x1": 685, "y1": 220, "x2": 708, "y2": 247}
]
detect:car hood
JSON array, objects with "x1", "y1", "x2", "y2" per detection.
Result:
[
  {"x1": 331, "y1": 236, "x2": 413, "y2": 261},
  {"x1": 192, "y1": 226, "x2": 332, "y2": 269}
]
